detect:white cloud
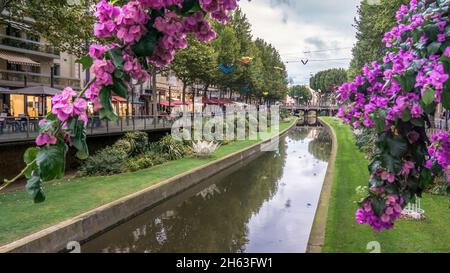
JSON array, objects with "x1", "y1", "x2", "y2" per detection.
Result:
[{"x1": 239, "y1": 0, "x2": 360, "y2": 85}]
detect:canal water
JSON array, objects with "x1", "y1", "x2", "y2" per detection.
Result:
[{"x1": 82, "y1": 126, "x2": 332, "y2": 253}]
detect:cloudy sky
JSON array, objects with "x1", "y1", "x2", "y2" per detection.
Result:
[{"x1": 239, "y1": 0, "x2": 361, "y2": 85}]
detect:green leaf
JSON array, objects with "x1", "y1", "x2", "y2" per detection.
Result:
[
  {"x1": 75, "y1": 55, "x2": 93, "y2": 71},
  {"x1": 386, "y1": 135, "x2": 408, "y2": 157},
  {"x1": 411, "y1": 118, "x2": 425, "y2": 127},
  {"x1": 99, "y1": 87, "x2": 118, "y2": 121},
  {"x1": 66, "y1": 119, "x2": 89, "y2": 160},
  {"x1": 24, "y1": 147, "x2": 39, "y2": 164},
  {"x1": 25, "y1": 175, "x2": 45, "y2": 203},
  {"x1": 427, "y1": 42, "x2": 442, "y2": 55},
  {"x1": 107, "y1": 47, "x2": 124, "y2": 69},
  {"x1": 24, "y1": 147, "x2": 39, "y2": 179},
  {"x1": 382, "y1": 153, "x2": 402, "y2": 173},
  {"x1": 423, "y1": 24, "x2": 439, "y2": 41},
  {"x1": 422, "y1": 88, "x2": 435, "y2": 105},
  {"x1": 36, "y1": 141, "x2": 67, "y2": 181},
  {"x1": 401, "y1": 108, "x2": 411, "y2": 122},
  {"x1": 442, "y1": 83, "x2": 450, "y2": 110},
  {"x1": 112, "y1": 79, "x2": 129, "y2": 99},
  {"x1": 180, "y1": 0, "x2": 202, "y2": 14},
  {"x1": 371, "y1": 198, "x2": 385, "y2": 217},
  {"x1": 131, "y1": 30, "x2": 158, "y2": 57}
]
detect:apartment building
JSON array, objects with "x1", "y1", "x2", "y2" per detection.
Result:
[{"x1": 0, "y1": 20, "x2": 82, "y2": 117}]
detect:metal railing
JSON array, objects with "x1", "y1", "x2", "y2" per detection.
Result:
[
  {"x1": 0, "y1": 69, "x2": 81, "y2": 89},
  {"x1": 0, "y1": 115, "x2": 174, "y2": 143},
  {"x1": 0, "y1": 34, "x2": 60, "y2": 56}
]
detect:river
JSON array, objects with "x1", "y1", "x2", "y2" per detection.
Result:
[{"x1": 82, "y1": 126, "x2": 332, "y2": 253}]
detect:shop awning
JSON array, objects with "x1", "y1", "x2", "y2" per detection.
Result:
[
  {"x1": 112, "y1": 96, "x2": 127, "y2": 103},
  {"x1": 0, "y1": 51, "x2": 40, "y2": 67},
  {"x1": 9, "y1": 85, "x2": 61, "y2": 96},
  {"x1": 0, "y1": 87, "x2": 10, "y2": 93}
]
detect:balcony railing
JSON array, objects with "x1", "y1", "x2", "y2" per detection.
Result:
[
  {"x1": 0, "y1": 69, "x2": 80, "y2": 89},
  {"x1": 0, "y1": 115, "x2": 175, "y2": 143},
  {"x1": 0, "y1": 34, "x2": 60, "y2": 57}
]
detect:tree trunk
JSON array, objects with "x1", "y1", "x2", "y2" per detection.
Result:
[
  {"x1": 182, "y1": 82, "x2": 186, "y2": 105},
  {"x1": 203, "y1": 84, "x2": 209, "y2": 98},
  {"x1": 151, "y1": 68, "x2": 158, "y2": 116}
]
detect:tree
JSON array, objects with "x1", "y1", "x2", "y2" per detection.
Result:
[
  {"x1": 289, "y1": 85, "x2": 312, "y2": 105},
  {"x1": 171, "y1": 37, "x2": 218, "y2": 103},
  {"x1": 310, "y1": 68, "x2": 347, "y2": 105},
  {"x1": 0, "y1": 0, "x2": 95, "y2": 56}
]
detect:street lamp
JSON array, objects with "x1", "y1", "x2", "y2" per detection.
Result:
[{"x1": 168, "y1": 74, "x2": 177, "y2": 111}]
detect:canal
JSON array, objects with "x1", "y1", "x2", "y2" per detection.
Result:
[{"x1": 82, "y1": 126, "x2": 332, "y2": 253}]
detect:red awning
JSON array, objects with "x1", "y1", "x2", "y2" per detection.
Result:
[
  {"x1": 112, "y1": 96, "x2": 127, "y2": 103},
  {"x1": 160, "y1": 100, "x2": 191, "y2": 106},
  {"x1": 218, "y1": 98, "x2": 233, "y2": 104},
  {"x1": 203, "y1": 98, "x2": 220, "y2": 104}
]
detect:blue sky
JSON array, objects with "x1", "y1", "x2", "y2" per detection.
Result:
[{"x1": 239, "y1": 0, "x2": 361, "y2": 85}]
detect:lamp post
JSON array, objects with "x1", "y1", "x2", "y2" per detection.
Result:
[{"x1": 168, "y1": 74, "x2": 177, "y2": 113}]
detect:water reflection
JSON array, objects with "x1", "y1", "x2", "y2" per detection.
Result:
[{"x1": 82, "y1": 127, "x2": 331, "y2": 253}]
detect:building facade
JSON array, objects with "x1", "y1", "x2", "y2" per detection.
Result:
[{"x1": 0, "y1": 20, "x2": 82, "y2": 117}]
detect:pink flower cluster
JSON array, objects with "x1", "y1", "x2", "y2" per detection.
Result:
[
  {"x1": 199, "y1": 0, "x2": 238, "y2": 23},
  {"x1": 184, "y1": 12, "x2": 217, "y2": 43},
  {"x1": 428, "y1": 131, "x2": 450, "y2": 182},
  {"x1": 116, "y1": 1, "x2": 150, "y2": 45},
  {"x1": 51, "y1": 88, "x2": 88, "y2": 123},
  {"x1": 148, "y1": 11, "x2": 188, "y2": 67},
  {"x1": 123, "y1": 51, "x2": 149, "y2": 81},
  {"x1": 138, "y1": 0, "x2": 183, "y2": 9},
  {"x1": 94, "y1": 0, "x2": 120, "y2": 38},
  {"x1": 36, "y1": 88, "x2": 88, "y2": 146},
  {"x1": 36, "y1": 131, "x2": 57, "y2": 146},
  {"x1": 94, "y1": 0, "x2": 149, "y2": 45},
  {"x1": 356, "y1": 195, "x2": 404, "y2": 232}
]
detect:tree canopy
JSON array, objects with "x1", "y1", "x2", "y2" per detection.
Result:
[
  {"x1": 289, "y1": 85, "x2": 312, "y2": 105},
  {"x1": 171, "y1": 7, "x2": 288, "y2": 104},
  {"x1": 0, "y1": 0, "x2": 95, "y2": 56},
  {"x1": 309, "y1": 68, "x2": 347, "y2": 105}
]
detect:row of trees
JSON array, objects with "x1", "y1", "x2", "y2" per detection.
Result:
[
  {"x1": 309, "y1": 68, "x2": 347, "y2": 105},
  {"x1": 288, "y1": 85, "x2": 312, "y2": 105},
  {"x1": 171, "y1": 8, "x2": 289, "y2": 104}
]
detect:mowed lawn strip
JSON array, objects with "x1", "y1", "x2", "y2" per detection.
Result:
[
  {"x1": 321, "y1": 117, "x2": 450, "y2": 253},
  {"x1": 0, "y1": 118, "x2": 295, "y2": 246}
]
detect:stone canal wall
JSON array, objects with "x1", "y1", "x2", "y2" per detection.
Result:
[{"x1": 306, "y1": 117, "x2": 338, "y2": 253}]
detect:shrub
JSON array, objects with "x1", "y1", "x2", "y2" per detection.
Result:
[
  {"x1": 78, "y1": 146, "x2": 128, "y2": 176},
  {"x1": 149, "y1": 134, "x2": 189, "y2": 160},
  {"x1": 123, "y1": 131, "x2": 148, "y2": 156},
  {"x1": 125, "y1": 153, "x2": 167, "y2": 172}
]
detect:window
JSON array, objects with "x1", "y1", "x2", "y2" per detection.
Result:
[
  {"x1": 7, "y1": 63, "x2": 23, "y2": 72},
  {"x1": 26, "y1": 33, "x2": 40, "y2": 42},
  {"x1": 53, "y1": 64, "x2": 60, "y2": 76},
  {"x1": 30, "y1": 66, "x2": 40, "y2": 74},
  {"x1": 6, "y1": 25, "x2": 21, "y2": 38}
]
